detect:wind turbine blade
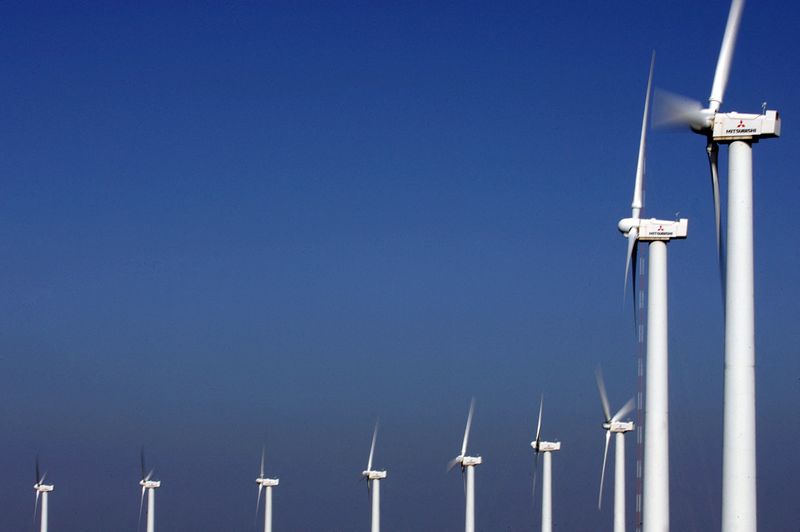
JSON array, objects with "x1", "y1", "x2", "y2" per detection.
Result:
[
  {"x1": 706, "y1": 141, "x2": 726, "y2": 291},
  {"x1": 34, "y1": 490, "x2": 41, "y2": 523},
  {"x1": 367, "y1": 421, "x2": 378, "y2": 472},
  {"x1": 462, "y1": 467, "x2": 467, "y2": 497},
  {"x1": 632, "y1": 51, "x2": 655, "y2": 218},
  {"x1": 709, "y1": 0, "x2": 746, "y2": 111},
  {"x1": 595, "y1": 366, "x2": 612, "y2": 422},
  {"x1": 447, "y1": 456, "x2": 461, "y2": 472},
  {"x1": 138, "y1": 486, "x2": 146, "y2": 531},
  {"x1": 653, "y1": 89, "x2": 709, "y2": 130},
  {"x1": 598, "y1": 430, "x2": 611, "y2": 509},
  {"x1": 612, "y1": 397, "x2": 636, "y2": 423},
  {"x1": 535, "y1": 395, "x2": 543, "y2": 444},
  {"x1": 623, "y1": 229, "x2": 639, "y2": 307},
  {"x1": 145, "y1": 469, "x2": 154, "y2": 482},
  {"x1": 260, "y1": 446, "x2": 265, "y2": 478},
  {"x1": 35, "y1": 455, "x2": 41, "y2": 485},
  {"x1": 255, "y1": 483, "x2": 263, "y2": 523},
  {"x1": 461, "y1": 398, "x2": 475, "y2": 457},
  {"x1": 531, "y1": 453, "x2": 540, "y2": 507},
  {"x1": 140, "y1": 447, "x2": 146, "y2": 480}
]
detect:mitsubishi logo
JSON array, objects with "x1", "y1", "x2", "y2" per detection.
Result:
[
  {"x1": 737, "y1": 120, "x2": 746, "y2": 128},
  {"x1": 657, "y1": 225, "x2": 664, "y2": 231}
]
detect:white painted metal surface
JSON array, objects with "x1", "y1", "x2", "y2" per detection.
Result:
[
  {"x1": 722, "y1": 140, "x2": 757, "y2": 532},
  {"x1": 643, "y1": 240, "x2": 669, "y2": 532},
  {"x1": 465, "y1": 464, "x2": 475, "y2": 532},
  {"x1": 371, "y1": 479, "x2": 380, "y2": 532},
  {"x1": 40, "y1": 490, "x2": 49, "y2": 532},
  {"x1": 615, "y1": 432, "x2": 626, "y2": 532},
  {"x1": 147, "y1": 486, "x2": 155, "y2": 532},
  {"x1": 541, "y1": 451, "x2": 552, "y2": 532}
]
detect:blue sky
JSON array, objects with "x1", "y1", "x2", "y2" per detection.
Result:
[{"x1": 1, "y1": 1, "x2": 798, "y2": 530}]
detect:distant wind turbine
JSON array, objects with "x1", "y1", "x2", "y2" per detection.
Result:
[
  {"x1": 596, "y1": 367, "x2": 635, "y2": 532},
  {"x1": 255, "y1": 447, "x2": 279, "y2": 532},
  {"x1": 447, "y1": 398, "x2": 481, "y2": 532},
  {"x1": 361, "y1": 421, "x2": 386, "y2": 532},
  {"x1": 530, "y1": 396, "x2": 560, "y2": 532},
  {"x1": 33, "y1": 456, "x2": 53, "y2": 532},
  {"x1": 138, "y1": 449, "x2": 160, "y2": 532}
]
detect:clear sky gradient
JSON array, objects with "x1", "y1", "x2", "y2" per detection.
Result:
[{"x1": 1, "y1": 1, "x2": 798, "y2": 530}]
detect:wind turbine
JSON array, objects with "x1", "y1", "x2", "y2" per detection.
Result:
[
  {"x1": 596, "y1": 368, "x2": 635, "y2": 532},
  {"x1": 447, "y1": 398, "x2": 481, "y2": 532},
  {"x1": 657, "y1": 1, "x2": 780, "y2": 530},
  {"x1": 617, "y1": 53, "x2": 687, "y2": 532},
  {"x1": 361, "y1": 421, "x2": 386, "y2": 532},
  {"x1": 530, "y1": 396, "x2": 560, "y2": 532},
  {"x1": 255, "y1": 447, "x2": 280, "y2": 532},
  {"x1": 138, "y1": 449, "x2": 160, "y2": 532},
  {"x1": 33, "y1": 456, "x2": 53, "y2": 532}
]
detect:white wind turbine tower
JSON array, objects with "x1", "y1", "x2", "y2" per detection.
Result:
[
  {"x1": 595, "y1": 367, "x2": 635, "y2": 532},
  {"x1": 657, "y1": 1, "x2": 780, "y2": 529},
  {"x1": 138, "y1": 449, "x2": 161, "y2": 532},
  {"x1": 530, "y1": 396, "x2": 560, "y2": 532},
  {"x1": 255, "y1": 447, "x2": 280, "y2": 532},
  {"x1": 33, "y1": 456, "x2": 53, "y2": 532},
  {"x1": 617, "y1": 53, "x2": 687, "y2": 532},
  {"x1": 361, "y1": 422, "x2": 386, "y2": 532},
  {"x1": 447, "y1": 398, "x2": 481, "y2": 532}
]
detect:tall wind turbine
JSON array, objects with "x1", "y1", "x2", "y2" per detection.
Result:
[
  {"x1": 138, "y1": 449, "x2": 161, "y2": 532},
  {"x1": 361, "y1": 422, "x2": 386, "y2": 532},
  {"x1": 33, "y1": 456, "x2": 53, "y2": 532},
  {"x1": 617, "y1": 53, "x2": 687, "y2": 532},
  {"x1": 256, "y1": 447, "x2": 280, "y2": 532},
  {"x1": 530, "y1": 396, "x2": 560, "y2": 532},
  {"x1": 447, "y1": 398, "x2": 481, "y2": 532},
  {"x1": 657, "y1": 1, "x2": 780, "y2": 530},
  {"x1": 596, "y1": 368, "x2": 635, "y2": 532}
]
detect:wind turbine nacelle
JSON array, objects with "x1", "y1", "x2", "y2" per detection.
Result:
[
  {"x1": 606, "y1": 420, "x2": 634, "y2": 433},
  {"x1": 362, "y1": 470, "x2": 387, "y2": 480},
  {"x1": 533, "y1": 440, "x2": 561, "y2": 452},
  {"x1": 461, "y1": 456, "x2": 482, "y2": 466},
  {"x1": 140, "y1": 480, "x2": 161, "y2": 489},
  {"x1": 34, "y1": 484, "x2": 54, "y2": 492},
  {"x1": 638, "y1": 218, "x2": 688, "y2": 241},
  {"x1": 256, "y1": 477, "x2": 280, "y2": 487},
  {"x1": 712, "y1": 110, "x2": 780, "y2": 142}
]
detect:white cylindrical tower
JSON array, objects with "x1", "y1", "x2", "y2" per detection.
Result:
[
  {"x1": 614, "y1": 432, "x2": 626, "y2": 532},
  {"x1": 722, "y1": 140, "x2": 756, "y2": 532},
  {"x1": 40, "y1": 491, "x2": 49, "y2": 532},
  {"x1": 371, "y1": 479, "x2": 380, "y2": 532},
  {"x1": 542, "y1": 452, "x2": 552, "y2": 532},
  {"x1": 147, "y1": 488, "x2": 155, "y2": 532},
  {"x1": 643, "y1": 239, "x2": 669, "y2": 532},
  {"x1": 265, "y1": 485, "x2": 273, "y2": 532},
  {"x1": 465, "y1": 466, "x2": 475, "y2": 532}
]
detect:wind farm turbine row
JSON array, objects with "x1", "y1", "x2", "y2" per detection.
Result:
[{"x1": 30, "y1": 391, "x2": 630, "y2": 532}]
